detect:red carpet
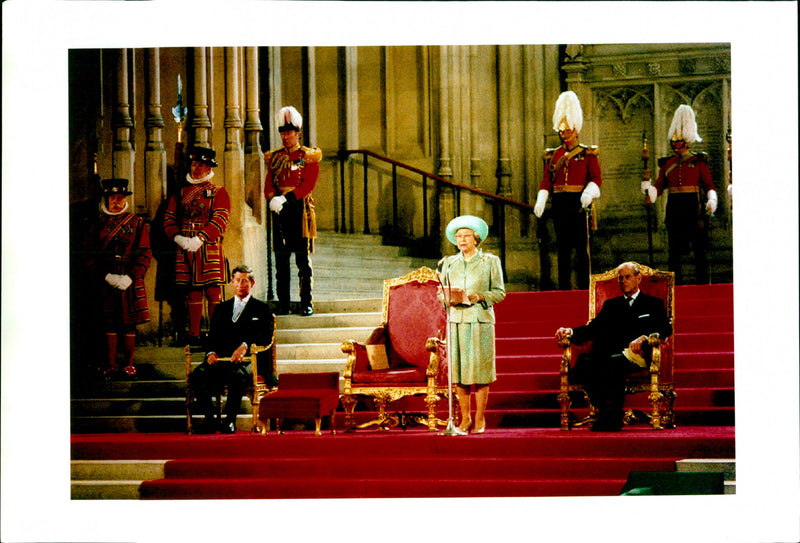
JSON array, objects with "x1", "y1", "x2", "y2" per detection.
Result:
[
  {"x1": 72, "y1": 426, "x2": 734, "y2": 499},
  {"x1": 72, "y1": 284, "x2": 734, "y2": 499}
]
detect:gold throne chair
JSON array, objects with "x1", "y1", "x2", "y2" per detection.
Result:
[
  {"x1": 558, "y1": 263, "x2": 676, "y2": 430},
  {"x1": 340, "y1": 267, "x2": 450, "y2": 431}
]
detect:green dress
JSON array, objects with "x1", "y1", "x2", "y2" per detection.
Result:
[{"x1": 441, "y1": 250, "x2": 505, "y2": 385}]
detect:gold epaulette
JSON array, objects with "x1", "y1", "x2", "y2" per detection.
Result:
[
  {"x1": 543, "y1": 147, "x2": 558, "y2": 161},
  {"x1": 581, "y1": 144, "x2": 599, "y2": 156},
  {"x1": 302, "y1": 146, "x2": 323, "y2": 163}
]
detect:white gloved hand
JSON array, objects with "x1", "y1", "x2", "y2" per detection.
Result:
[
  {"x1": 269, "y1": 195, "x2": 287, "y2": 214},
  {"x1": 580, "y1": 181, "x2": 601, "y2": 209},
  {"x1": 174, "y1": 235, "x2": 191, "y2": 251},
  {"x1": 533, "y1": 190, "x2": 549, "y2": 219},
  {"x1": 185, "y1": 236, "x2": 204, "y2": 253},
  {"x1": 640, "y1": 180, "x2": 657, "y2": 204},
  {"x1": 705, "y1": 189, "x2": 718, "y2": 215},
  {"x1": 116, "y1": 275, "x2": 133, "y2": 290},
  {"x1": 105, "y1": 273, "x2": 121, "y2": 288}
]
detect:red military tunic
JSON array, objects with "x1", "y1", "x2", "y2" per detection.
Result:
[
  {"x1": 654, "y1": 152, "x2": 714, "y2": 196},
  {"x1": 96, "y1": 211, "x2": 152, "y2": 325},
  {"x1": 163, "y1": 179, "x2": 230, "y2": 286},
  {"x1": 540, "y1": 144, "x2": 602, "y2": 194},
  {"x1": 264, "y1": 143, "x2": 322, "y2": 248}
]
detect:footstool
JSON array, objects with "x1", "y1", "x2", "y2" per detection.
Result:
[{"x1": 258, "y1": 372, "x2": 341, "y2": 435}]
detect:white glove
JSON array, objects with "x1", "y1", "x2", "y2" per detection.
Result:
[
  {"x1": 116, "y1": 275, "x2": 133, "y2": 290},
  {"x1": 705, "y1": 189, "x2": 718, "y2": 215},
  {"x1": 185, "y1": 236, "x2": 204, "y2": 253},
  {"x1": 173, "y1": 235, "x2": 191, "y2": 251},
  {"x1": 580, "y1": 181, "x2": 601, "y2": 209},
  {"x1": 533, "y1": 190, "x2": 549, "y2": 219},
  {"x1": 269, "y1": 195, "x2": 287, "y2": 214},
  {"x1": 641, "y1": 180, "x2": 657, "y2": 204},
  {"x1": 727, "y1": 184, "x2": 732, "y2": 198},
  {"x1": 105, "y1": 273, "x2": 121, "y2": 288}
]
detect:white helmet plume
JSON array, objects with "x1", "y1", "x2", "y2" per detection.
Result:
[
  {"x1": 552, "y1": 91, "x2": 583, "y2": 134},
  {"x1": 276, "y1": 106, "x2": 303, "y2": 131},
  {"x1": 668, "y1": 104, "x2": 702, "y2": 144}
]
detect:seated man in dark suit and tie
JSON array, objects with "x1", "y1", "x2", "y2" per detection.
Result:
[
  {"x1": 555, "y1": 262, "x2": 673, "y2": 431},
  {"x1": 189, "y1": 264, "x2": 274, "y2": 434}
]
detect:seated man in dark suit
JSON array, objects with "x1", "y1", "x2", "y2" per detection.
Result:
[
  {"x1": 555, "y1": 262, "x2": 673, "y2": 431},
  {"x1": 189, "y1": 264, "x2": 274, "y2": 434}
]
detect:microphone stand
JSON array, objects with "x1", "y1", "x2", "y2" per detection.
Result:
[{"x1": 437, "y1": 257, "x2": 467, "y2": 436}]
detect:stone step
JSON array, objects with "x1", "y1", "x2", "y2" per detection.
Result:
[
  {"x1": 72, "y1": 460, "x2": 166, "y2": 481},
  {"x1": 276, "y1": 342, "x2": 346, "y2": 360},
  {"x1": 72, "y1": 396, "x2": 254, "y2": 416},
  {"x1": 675, "y1": 458, "x2": 736, "y2": 480},
  {"x1": 277, "y1": 326, "x2": 375, "y2": 345},
  {"x1": 277, "y1": 359, "x2": 349, "y2": 375},
  {"x1": 297, "y1": 299, "x2": 381, "y2": 314},
  {"x1": 279, "y1": 311, "x2": 382, "y2": 329},
  {"x1": 71, "y1": 480, "x2": 143, "y2": 500}
]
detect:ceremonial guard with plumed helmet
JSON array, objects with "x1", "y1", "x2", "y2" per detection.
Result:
[
  {"x1": 163, "y1": 146, "x2": 231, "y2": 342},
  {"x1": 642, "y1": 105, "x2": 716, "y2": 284},
  {"x1": 534, "y1": 91, "x2": 602, "y2": 290},
  {"x1": 88, "y1": 178, "x2": 152, "y2": 378},
  {"x1": 264, "y1": 106, "x2": 322, "y2": 316}
]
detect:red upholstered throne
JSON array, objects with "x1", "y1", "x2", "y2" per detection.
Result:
[
  {"x1": 558, "y1": 263, "x2": 676, "y2": 430},
  {"x1": 340, "y1": 267, "x2": 450, "y2": 432}
]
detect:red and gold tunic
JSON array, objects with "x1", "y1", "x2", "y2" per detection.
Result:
[
  {"x1": 163, "y1": 180, "x2": 230, "y2": 286},
  {"x1": 96, "y1": 211, "x2": 152, "y2": 325},
  {"x1": 264, "y1": 144, "x2": 322, "y2": 247},
  {"x1": 654, "y1": 152, "x2": 714, "y2": 195},
  {"x1": 540, "y1": 144, "x2": 602, "y2": 194}
]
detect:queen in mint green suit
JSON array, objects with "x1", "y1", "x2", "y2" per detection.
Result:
[{"x1": 439, "y1": 215, "x2": 505, "y2": 434}]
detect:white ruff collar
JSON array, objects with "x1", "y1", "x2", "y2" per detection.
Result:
[
  {"x1": 101, "y1": 201, "x2": 129, "y2": 216},
  {"x1": 186, "y1": 170, "x2": 215, "y2": 185}
]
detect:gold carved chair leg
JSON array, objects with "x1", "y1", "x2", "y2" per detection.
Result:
[
  {"x1": 341, "y1": 395, "x2": 357, "y2": 432},
  {"x1": 356, "y1": 397, "x2": 399, "y2": 430},
  {"x1": 314, "y1": 418, "x2": 322, "y2": 435}
]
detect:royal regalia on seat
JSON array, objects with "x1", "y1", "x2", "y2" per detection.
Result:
[
  {"x1": 340, "y1": 267, "x2": 450, "y2": 431},
  {"x1": 558, "y1": 263, "x2": 676, "y2": 430},
  {"x1": 184, "y1": 315, "x2": 277, "y2": 433}
]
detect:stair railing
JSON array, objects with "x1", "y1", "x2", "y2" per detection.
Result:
[{"x1": 336, "y1": 149, "x2": 535, "y2": 273}]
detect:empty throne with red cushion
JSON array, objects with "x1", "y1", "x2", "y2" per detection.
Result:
[
  {"x1": 340, "y1": 267, "x2": 449, "y2": 431},
  {"x1": 558, "y1": 263, "x2": 676, "y2": 430}
]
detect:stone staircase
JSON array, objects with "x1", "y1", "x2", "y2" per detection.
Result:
[{"x1": 307, "y1": 230, "x2": 438, "y2": 300}]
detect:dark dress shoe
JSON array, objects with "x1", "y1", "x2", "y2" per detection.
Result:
[
  {"x1": 194, "y1": 419, "x2": 218, "y2": 434},
  {"x1": 275, "y1": 304, "x2": 290, "y2": 316},
  {"x1": 590, "y1": 419, "x2": 623, "y2": 432},
  {"x1": 301, "y1": 305, "x2": 313, "y2": 316},
  {"x1": 220, "y1": 420, "x2": 236, "y2": 434}
]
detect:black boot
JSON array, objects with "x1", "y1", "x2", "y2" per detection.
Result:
[{"x1": 299, "y1": 275, "x2": 313, "y2": 316}]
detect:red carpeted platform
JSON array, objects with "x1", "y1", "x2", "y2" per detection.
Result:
[
  {"x1": 72, "y1": 284, "x2": 734, "y2": 499},
  {"x1": 72, "y1": 426, "x2": 734, "y2": 499}
]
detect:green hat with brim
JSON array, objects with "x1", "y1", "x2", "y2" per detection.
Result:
[{"x1": 445, "y1": 215, "x2": 489, "y2": 246}]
